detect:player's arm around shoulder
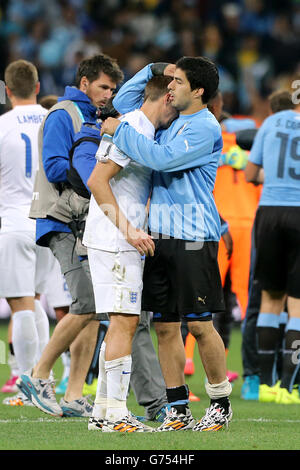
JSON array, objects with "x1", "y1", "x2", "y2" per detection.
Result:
[
  {"x1": 113, "y1": 62, "x2": 174, "y2": 115},
  {"x1": 155, "y1": 117, "x2": 217, "y2": 172},
  {"x1": 113, "y1": 64, "x2": 154, "y2": 114},
  {"x1": 102, "y1": 114, "x2": 215, "y2": 172}
]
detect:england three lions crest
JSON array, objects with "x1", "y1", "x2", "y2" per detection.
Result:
[{"x1": 129, "y1": 291, "x2": 138, "y2": 304}]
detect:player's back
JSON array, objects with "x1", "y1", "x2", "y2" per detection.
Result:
[
  {"x1": 250, "y1": 109, "x2": 300, "y2": 206},
  {"x1": 0, "y1": 104, "x2": 47, "y2": 232}
]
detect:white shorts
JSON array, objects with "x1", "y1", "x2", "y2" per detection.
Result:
[
  {"x1": 0, "y1": 298, "x2": 11, "y2": 318},
  {"x1": 43, "y1": 257, "x2": 72, "y2": 309},
  {"x1": 88, "y1": 248, "x2": 143, "y2": 315},
  {"x1": 0, "y1": 231, "x2": 55, "y2": 298}
]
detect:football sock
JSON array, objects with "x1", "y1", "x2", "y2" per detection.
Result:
[
  {"x1": 61, "y1": 350, "x2": 71, "y2": 380},
  {"x1": 93, "y1": 341, "x2": 107, "y2": 419},
  {"x1": 105, "y1": 354, "x2": 132, "y2": 421},
  {"x1": 12, "y1": 310, "x2": 38, "y2": 374},
  {"x1": 257, "y1": 313, "x2": 280, "y2": 386},
  {"x1": 166, "y1": 384, "x2": 189, "y2": 414},
  {"x1": 211, "y1": 396, "x2": 231, "y2": 414},
  {"x1": 9, "y1": 342, "x2": 14, "y2": 355},
  {"x1": 181, "y1": 321, "x2": 189, "y2": 344},
  {"x1": 8, "y1": 343, "x2": 19, "y2": 376},
  {"x1": 280, "y1": 318, "x2": 300, "y2": 392},
  {"x1": 205, "y1": 378, "x2": 232, "y2": 413},
  {"x1": 277, "y1": 311, "x2": 288, "y2": 380},
  {"x1": 184, "y1": 333, "x2": 196, "y2": 361},
  {"x1": 34, "y1": 299, "x2": 50, "y2": 361}
]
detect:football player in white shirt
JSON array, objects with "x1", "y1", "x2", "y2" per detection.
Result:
[
  {"x1": 0, "y1": 60, "x2": 55, "y2": 405},
  {"x1": 0, "y1": 262, "x2": 72, "y2": 396},
  {"x1": 84, "y1": 75, "x2": 177, "y2": 432}
]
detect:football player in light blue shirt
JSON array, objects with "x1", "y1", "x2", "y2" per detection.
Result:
[
  {"x1": 101, "y1": 57, "x2": 233, "y2": 432},
  {"x1": 110, "y1": 62, "x2": 222, "y2": 242},
  {"x1": 245, "y1": 98, "x2": 300, "y2": 403},
  {"x1": 247, "y1": 108, "x2": 300, "y2": 206}
]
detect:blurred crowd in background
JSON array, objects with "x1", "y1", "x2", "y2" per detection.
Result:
[{"x1": 0, "y1": 0, "x2": 299, "y2": 120}]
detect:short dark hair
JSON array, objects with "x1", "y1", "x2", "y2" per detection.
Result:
[
  {"x1": 268, "y1": 90, "x2": 295, "y2": 113},
  {"x1": 5, "y1": 60, "x2": 38, "y2": 99},
  {"x1": 75, "y1": 54, "x2": 124, "y2": 88},
  {"x1": 176, "y1": 56, "x2": 219, "y2": 104},
  {"x1": 39, "y1": 94, "x2": 58, "y2": 110},
  {"x1": 144, "y1": 75, "x2": 173, "y2": 102}
]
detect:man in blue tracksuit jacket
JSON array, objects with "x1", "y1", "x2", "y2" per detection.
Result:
[{"x1": 36, "y1": 85, "x2": 99, "y2": 247}]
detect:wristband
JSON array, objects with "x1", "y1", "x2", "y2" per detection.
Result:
[{"x1": 151, "y1": 62, "x2": 170, "y2": 76}]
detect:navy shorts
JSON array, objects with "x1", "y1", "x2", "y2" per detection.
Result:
[
  {"x1": 255, "y1": 205, "x2": 300, "y2": 298},
  {"x1": 142, "y1": 237, "x2": 225, "y2": 322}
]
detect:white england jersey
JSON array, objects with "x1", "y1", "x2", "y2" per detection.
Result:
[
  {"x1": 83, "y1": 109, "x2": 153, "y2": 252},
  {"x1": 0, "y1": 104, "x2": 47, "y2": 233}
]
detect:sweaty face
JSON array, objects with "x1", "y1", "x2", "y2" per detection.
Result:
[
  {"x1": 84, "y1": 73, "x2": 117, "y2": 108},
  {"x1": 167, "y1": 68, "x2": 193, "y2": 112}
]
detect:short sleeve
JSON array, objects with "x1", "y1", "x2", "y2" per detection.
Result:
[{"x1": 95, "y1": 134, "x2": 131, "y2": 168}]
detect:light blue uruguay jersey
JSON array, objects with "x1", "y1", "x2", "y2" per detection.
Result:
[
  {"x1": 113, "y1": 65, "x2": 222, "y2": 242},
  {"x1": 250, "y1": 109, "x2": 300, "y2": 206}
]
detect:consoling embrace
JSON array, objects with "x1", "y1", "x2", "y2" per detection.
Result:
[{"x1": 85, "y1": 56, "x2": 232, "y2": 432}]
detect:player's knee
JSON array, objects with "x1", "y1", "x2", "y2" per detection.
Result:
[
  {"x1": 68, "y1": 312, "x2": 95, "y2": 331},
  {"x1": 188, "y1": 320, "x2": 213, "y2": 341},
  {"x1": 109, "y1": 313, "x2": 139, "y2": 338},
  {"x1": 154, "y1": 322, "x2": 179, "y2": 342},
  {"x1": 267, "y1": 289, "x2": 285, "y2": 300},
  {"x1": 260, "y1": 290, "x2": 286, "y2": 315}
]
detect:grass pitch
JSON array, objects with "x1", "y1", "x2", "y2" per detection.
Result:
[{"x1": 0, "y1": 320, "x2": 299, "y2": 452}]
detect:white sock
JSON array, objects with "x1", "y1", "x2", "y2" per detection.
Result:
[
  {"x1": 61, "y1": 351, "x2": 71, "y2": 380},
  {"x1": 34, "y1": 299, "x2": 50, "y2": 361},
  {"x1": 12, "y1": 310, "x2": 39, "y2": 374},
  {"x1": 93, "y1": 341, "x2": 107, "y2": 419},
  {"x1": 8, "y1": 351, "x2": 20, "y2": 377},
  {"x1": 105, "y1": 354, "x2": 132, "y2": 421}
]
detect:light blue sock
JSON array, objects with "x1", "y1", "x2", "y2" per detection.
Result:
[{"x1": 257, "y1": 313, "x2": 280, "y2": 329}]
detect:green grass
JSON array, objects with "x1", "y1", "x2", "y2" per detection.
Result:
[{"x1": 0, "y1": 320, "x2": 299, "y2": 451}]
